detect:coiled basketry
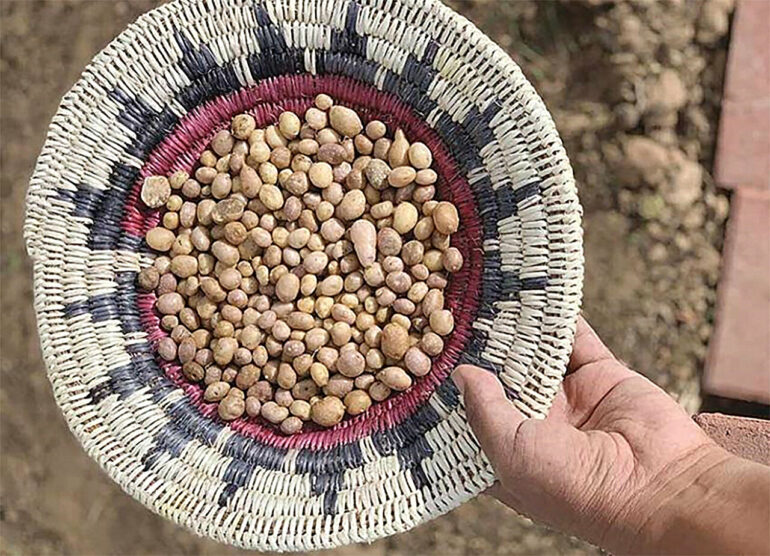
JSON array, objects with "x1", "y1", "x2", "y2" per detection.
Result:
[{"x1": 24, "y1": 0, "x2": 583, "y2": 550}]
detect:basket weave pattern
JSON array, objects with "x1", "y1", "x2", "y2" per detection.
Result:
[{"x1": 24, "y1": 0, "x2": 582, "y2": 550}]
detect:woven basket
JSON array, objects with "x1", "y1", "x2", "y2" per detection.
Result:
[{"x1": 24, "y1": 0, "x2": 583, "y2": 550}]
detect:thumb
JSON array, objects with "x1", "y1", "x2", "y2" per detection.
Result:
[{"x1": 452, "y1": 365, "x2": 525, "y2": 468}]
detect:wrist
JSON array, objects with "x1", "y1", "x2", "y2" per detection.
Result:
[
  {"x1": 605, "y1": 443, "x2": 732, "y2": 554},
  {"x1": 619, "y1": 445, "x2": 770, "y2": 555}
]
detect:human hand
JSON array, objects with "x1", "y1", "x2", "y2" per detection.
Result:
[{"x1": 452, "y1": 317, "x2": 770, "y2": 555}]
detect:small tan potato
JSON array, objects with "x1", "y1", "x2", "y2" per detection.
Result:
[
  {"x1": 204, "y1": 381, "x2": 230, "y2": 402},
  {"x1": 287, "y1": 311, "x2": 315, "y2": 330},
  {"x1": 145, "y1": 99, "x2": 463, "y2": 433},
  {"x1": 392, "y1": 202, "x2": 418, "y2": 234},
  {"x1": 373, "y1": 138, "x2": 392, "y2": 161},
  {"x1": 344, "y1": 390, "x2": 372, "y2": 416},
  {"x1": 261, "y1": 401, "x2": 290, "y2": 424},
  {"x1": 317, "y1": 143, "x2": 347, "y2": 165},
  {"x1": 259, "y1": 184, "x2": 284, "y2": 211},
  {"x1": 388, "y1": 166, "x2": 416, "y2": 188},
  {"x1": 245, "y1": 397, "x2": 262, "y2": 418},
  {"x1": 213, "y1": 337, "x2": 238, "y2": 365},
  {"x1": 413, "y1": 216, "x2": 434, "y2": 241},
  {"x1": 388, "y1": 129, "x2": 409, "y2": 167},
  {"x1": 408, "y1": 142, "x2": 432, "y2": 169},
  {"x1": 443, "y1": 247, "x2": 464, "y2": 272},
  {"x1": 182, "y1": 361, "x2": 205, "y2": 382},
  {"x1": 142, "y1": 176, "x2": 171, "y2": 208},
  {"x1": 275, "y1": 388, "x2": 294, "y2": 407},
  {"x1": 218, "y1": 394, "x2": 245, "y2": 420},
  {"x1": 385, "y1": 271, "x2": 411, "y2": 294},
  {"x1": 354, "y1": 373, "x2": 376, "y2": 390},
  {"x1": 320, "y1": 218, "x2": 345, "y2": 242},
  {"x1": 157, "y1": 337, "x2": 177, "y2": 361},
  {"x1": 404, "y1": 346, "x2": 431, "y2": 376},
  {"x1": 429, "y1": 309, "x2": 454, "y2": 336},
  {"x1": 416, "y1": 168, "x2": 437, "y2": 185},
  {"x1": 289, "y1": 399, "x2": 312, "y2": 420},
  {"x1": 310, "y1": 362, "x2": 330, "y2": 387},
  {"x1": 324, "y1": 374, "x2": 353, "y2": 397},
  {"x1": 365, "y1": 120, "x2": 387, "y2": 140},
  {"x1": 138, "y1": 267, "x2": 160, "y2": 291},
  {"x1": 170, "y1": 255, "x2": 198, "y2": 278},
  {"x1": 336, "y1": 189, "x2": 366, "y2": 220},
  {"x1": 369, "y1": 381, "x2": 392, "y2": 401},
  {"x1": 275, "y1": 272, "x2": 300, "y2": 302},
  {"x1": 413, "y1": 185, "x2": 435, "y2": 204},
  {"x1": 427, "y1": 272, "x2": 448, "y2": 289},
  {"x1": 232, "y1": 114, "x2": 256, "y2": 139},
  {"x1": 370, "y1": 200, "x2": 394, "y2": 219},
  {"x1": 350, "y1": 219, "x2": 377, "y2": 268},
  {"x1": 365, "y1": 347, "x2": 385, "y2": 369},
  {"x1": 310, "y1": 396, "x2": 346, "y2": 427},
  {"x1": 177, "y1": 337, "x2": 197, "y2": 364},
  {"x1": 329, "y1": 106, "x2": 363, "y2": 137},
  {"x1": 236, "y1": 364, "x2": 260, "y2": 390},
  {"x1": 423, "y1": 249, "x2": 444, "y2": 272},
  {"x1": 308, "y1": 162, "x2": 333, "y2": 188},
  {"x1": 280, "y1": 416, "x2": 303, "y2": 435},
  {"x1": 364, "y1": 159, "x2": 390, "y2": 190},
  {"x1": 421, "y1": 289, "x2": 444, "y2": 317},
  {"x1": 330, "y1": 321, "x2": 352, "y2": 346},
  {"x1": 146, "y1": 227, "x2": 176, "y2": 251},
  {"x1": 314, "y1": 93, "x2": 333, "y2": 110},
  {"x1": 407, "y1": 281, "x2": 429, "y2": 304},
  {"x1": 432, "y1": 201, "x2": 459, "y2": 235},
  {"x1": 318, "y1": 275, "x2": 344, "y2": 297},
  {"x1": 377, "y1": 367, "x2": 412, "y2": 391},
  {"x1": 377, "y1": 228, "x2": 402, "y2": 257},
  {"x1": 211, "y1": 240, "x2": 239, "y2": 266},
  {"x1": 336, "y1": 349, "x2": 365, "y2": 377},
  {"x1": 381, "y1": 323, "x2": 409, "y2": 359},
  {"x1": 249, "y1": 381, "x2": 274, "y2": 402},
  {"x1": 157, "y1": 292, "x2": 184, "y2": 314},
  {"x1": 279, "y1": 111, "x2": 301, "y2": 139}
]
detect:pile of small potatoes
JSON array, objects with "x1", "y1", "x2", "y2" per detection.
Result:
[{"x1": 137, "y1": 94, "x2": 463, "y2": 434}]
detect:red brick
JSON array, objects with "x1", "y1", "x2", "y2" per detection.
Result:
[
  {"x1": 714, "y1": 0, "x2": 770, "y2": 191},
  {"x1": 723, "y1": 0, "x2": 770, "y2": 103},
  {"x1": 694, "y1": 413, "x2": 770, "y2": 465},
  {"x1": 704, "y1": 188, "x2": 770, "y2": 403},
  {"x1": 714, "y1": 100, "x2": 770, "y2": 190}
]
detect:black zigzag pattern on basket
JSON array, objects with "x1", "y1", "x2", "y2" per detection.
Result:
[
  {"x1": 72, "y1": 91, "x2": 531, "y2": 513},
  {"x1": 62, "y1": 3, "x2": 548, "y2": 515}
]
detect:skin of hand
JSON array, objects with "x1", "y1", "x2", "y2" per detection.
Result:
[{"x1": 452, "y1": 317, "x2": 770, "y2": 555}]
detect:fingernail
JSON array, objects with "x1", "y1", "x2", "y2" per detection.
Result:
[{"x1": 451, "y1": 368, "x2": 466, "y2": 395}]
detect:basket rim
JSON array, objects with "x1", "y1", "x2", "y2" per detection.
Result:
[{"x1": 24, "y1": 0, "x2": 583, "y2": 551}]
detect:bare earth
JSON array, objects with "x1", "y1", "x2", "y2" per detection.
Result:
[{"x1": 0, "y1": 1, "x2": 732, "y2": 554}]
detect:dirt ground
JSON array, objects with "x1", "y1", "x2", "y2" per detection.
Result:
[{"x1": 0, "y1": 1, "x2": 733, "y2": 554}]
